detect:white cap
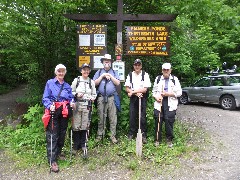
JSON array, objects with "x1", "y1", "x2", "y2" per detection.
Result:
[
  {"x1": 55, "y1": 64, "x2": 66, "y2": 74},
  {"x1": 162, "y1": 63, "x2": 171, "y2": 69}
]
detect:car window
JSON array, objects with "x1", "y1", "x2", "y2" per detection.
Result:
[
  {"x1": 211, "y1": 77, "x2": 224, "y2": 86},
  {"x1": 194, "y1": 78, "x2": 210, "y2": 87},
  {"x1": 227, "y1": 76, "x2": 240, "y2": 86}
]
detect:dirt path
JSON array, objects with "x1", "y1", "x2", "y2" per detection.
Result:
[{"x1": 0, "y1": 84, "x2": 27, "y2": 120}]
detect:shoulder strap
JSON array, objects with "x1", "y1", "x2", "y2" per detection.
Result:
[
  {"x1": 129, "y1": 72, "x2": 133, "y2": 89},
  {"x1": 76, "y1": 76, "x2": 80, "y2": 89},
  {"x1": 56, "y1": 83, "x2": 64, "y2": 101},
  {"x1": 157, "y1": 75, "x2": 161, "y2": 84},
  {"x1": 141, "y1": 70, "x2": 145, "y2": 81},
  {"x1": 171, "y1": 75, "x2": 175, "y2": 85},
  {"x1": 98, "y1": 69, "x2": 102, "y2": 77},
  {"x1": 89, "y1": 77, "x2": 92, "y2": 89}
]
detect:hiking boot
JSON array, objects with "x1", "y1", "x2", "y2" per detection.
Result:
[
  {"x1": 154, "y1": 141, "x2": 160, "y2": 147},
  {"x1": 96, "y1": 136, "x2": 102, "y2": 142},
  {"x1": 51, "y1": 162, "x2": 59, "y2": 173},
  {"x1": 128, "y1": 134, "x2": 134, "y2": 140},
  {"x1": 142, "y1": 137, "x2": 147, "y2": 144},
  {"x1": 110, "y1": 136, "x2": 118, "y2": 144},
  {"x1": 167, "y1": 140, "x2": 173, "y2": 148},
  {"x1": 72, "y1": 149, "x2": 77, "y2": 156}
]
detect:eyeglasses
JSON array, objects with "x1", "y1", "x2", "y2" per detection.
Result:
[{"x1": 163, "y1": 69, "x2": 170, "y2": 71}]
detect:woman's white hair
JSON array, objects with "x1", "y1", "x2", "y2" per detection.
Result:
[{"x1": 54, "y1": 64, "x2": 67, "y2": 74}]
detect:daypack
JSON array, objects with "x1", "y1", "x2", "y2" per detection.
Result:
[
  {"x1": 76, "y1": 76, "x2": 92, "y2": 89},
  {"x1": 129, "y1": 70, "x2": 149, "y2": 97}
]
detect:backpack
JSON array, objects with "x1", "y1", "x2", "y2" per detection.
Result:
[
  {"x1": 76, "y1": 76, "x2": 92, "y2": 89},
  {"x1": 129, "y1": 70, "x2": 149, "y2": 97}
]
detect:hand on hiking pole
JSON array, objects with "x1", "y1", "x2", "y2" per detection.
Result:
[{"x1": 50, "y1": 104, "x2": 55, "y2": 111}]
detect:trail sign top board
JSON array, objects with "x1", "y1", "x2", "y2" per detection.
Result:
[{"x1": 125, "y1": 26, "x2": 170, "y2": 56}]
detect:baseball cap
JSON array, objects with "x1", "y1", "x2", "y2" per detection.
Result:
[
  {"x1": 55, "y1": 64, "x2": 66, "y2": 73},
  {"x1": 80, "y1": 63, "x2": 91, "y2": 69},
  {"x1": 134, "y1": 59, "x2": 142, "y2": 65},
  {"x1": 162, "y1": 63, "x2": 171, "y2": 69}
]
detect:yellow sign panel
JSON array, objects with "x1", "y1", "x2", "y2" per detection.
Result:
[{"x1": 79, "y1": 56, "x2": 90, "y2": 67}]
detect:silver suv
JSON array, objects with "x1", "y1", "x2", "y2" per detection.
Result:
[{"x1": 179, "y1": 73, "x2": 240, "y2": 110}]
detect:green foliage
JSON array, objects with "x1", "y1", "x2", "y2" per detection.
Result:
[{"x1": 0, "y1": 104, "x2": 46, "y2": 166}]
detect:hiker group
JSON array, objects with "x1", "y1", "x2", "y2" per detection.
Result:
[{"x1": 42, "y1": 54, "x2": 182, "y2": 172}]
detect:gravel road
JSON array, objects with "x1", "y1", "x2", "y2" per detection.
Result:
[
  {"x1": 175, "y1": 103, "x2": 240, "y2": 180},
  {"x1": 0, "y1": 85, "x2": 240, "y2": 179}
]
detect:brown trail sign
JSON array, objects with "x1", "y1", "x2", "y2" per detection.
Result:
[{"x1": 63, "y1": 0, "x2": 177, "y2": 64}]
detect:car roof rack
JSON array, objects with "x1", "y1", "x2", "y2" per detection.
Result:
[{"x1": 206, "y1": 62, "x2": 237, "y2": 75}]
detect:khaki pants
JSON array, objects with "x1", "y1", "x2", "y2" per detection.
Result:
[
  {"x1": 72, "y1": 104, "x2": 90, "y2": 131},
  {"x1": 97, "y1": 96, "x2": 117, "y2": 137}
]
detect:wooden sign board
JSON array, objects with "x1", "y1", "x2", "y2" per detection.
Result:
[
  {"x1": 77, "y1": 24, "x2": 107, "y2": 69},
  {"x1": 125, "y1": 26, "x2": 170, "y2": 56}
]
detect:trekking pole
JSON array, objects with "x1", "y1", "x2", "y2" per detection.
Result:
[
  {"x1": 156, "y1": 85, "x2": 164, "y2": 143},
  {"x1": 70, "y1": 99, "x2": 74, "y2": 163},
  {"x1": 70, "y1": 126, "x2": 73, "y2": 163},
  {"x1": 49, "y1": 104, "x2": 55, "y2": 173},
  {"x1": 136, "y1": 96, "x2": 142, "y2": 157},
  {"x1": 83, "y1": 100, "x2": 92, "y2": 158}
]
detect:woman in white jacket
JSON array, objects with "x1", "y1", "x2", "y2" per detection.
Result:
[{"x1": 71, "y1": 63, "x2": 97, "y2": 157}]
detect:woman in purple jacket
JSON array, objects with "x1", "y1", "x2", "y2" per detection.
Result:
[{"x1": 42, "y1": 64, "x2": 74, "y2": 173}]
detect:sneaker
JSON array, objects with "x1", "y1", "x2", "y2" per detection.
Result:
[
  {"x1": 110, "y1": 136, "x2": 118, "y2": 144},
  {"x1": 51, "y1": 162, "x2": 59, "y2": 173},
  {"x1": 154, "y1": 141, "x2": 160, "y2": 147},
  {"x1": 142, "y1": 137, "x2": 147, "y2": 144},
  {"x1": 128, "y1": 134, "x2": 134, "y2": 140}
]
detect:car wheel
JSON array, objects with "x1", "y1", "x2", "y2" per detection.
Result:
[
  {"x1": 179, "y1": 92, "x2": 188, "y2": 104},
  {"x1": 220, "y1": 95, "x2": 236, "y2": 110}
]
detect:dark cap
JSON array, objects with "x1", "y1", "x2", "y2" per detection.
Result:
[
  {"x1": 80, "y1": 63, "x2": 91, "y2": 69},
  {"x1": 134, "y1": 59, "x2": 142, "y2": 65}
]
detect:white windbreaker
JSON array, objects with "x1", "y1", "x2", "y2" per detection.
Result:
[{"x1": 152, "y1": 75, "x2": 182, "y2": 111}]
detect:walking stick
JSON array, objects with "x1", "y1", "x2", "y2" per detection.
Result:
[
  {"x1": 49, "y1": 109, "x2": 54, "y2": 173},
  {"x1": 70, "y1": 126, "x2": 73, "y2": 162},
  {"x1": 83, "y1": 100, "x2": 92, "y2": 158},
  {"x1": 136, "y1": 96, "x2": 142, "y2": 157},
  {"x1": 156, "y1": 85, "x2": 164, "y2": 143}
]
